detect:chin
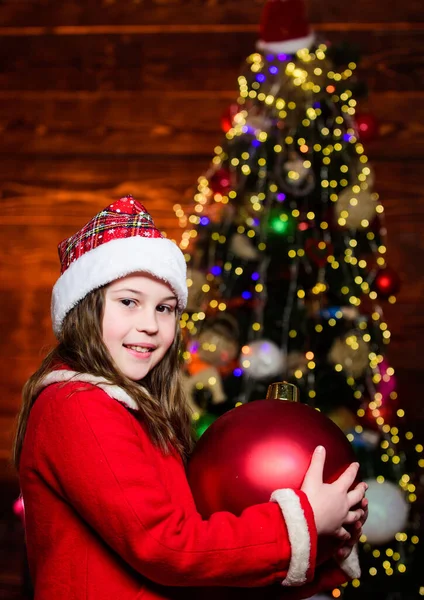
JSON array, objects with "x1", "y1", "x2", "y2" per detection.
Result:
[
  {"x1": 115, "y1": 363, "x2": 149, "y2": 382},
  {"x1": 126, "y1": 369, "x2": 150, "y2": 382}
]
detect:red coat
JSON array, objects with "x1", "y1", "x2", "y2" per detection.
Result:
[{"x1": 19, "y1": 369, "x2": 359, "y2": 599}]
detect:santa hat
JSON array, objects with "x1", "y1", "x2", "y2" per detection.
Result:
[
  {"x1": 257, "y1": 0, "x2": 315, "y2": 55},
  {"x1": 51, "y1": 196, "x2": 187, "y2": 336}
]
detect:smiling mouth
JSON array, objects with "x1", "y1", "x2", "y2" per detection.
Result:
[{"x1": 124, "y1": 345, "x2": 155, "y2": 354}]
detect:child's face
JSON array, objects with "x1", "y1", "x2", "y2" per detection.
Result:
[{"x1": 102, "y1": 273, "x2": 177, "y2": 381}]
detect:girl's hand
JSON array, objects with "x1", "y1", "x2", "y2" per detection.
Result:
[
  {"x1": 301, "y1": 446, "x2": 367, "y2": 539},
  {"x1": 336, "y1": 497, "x2": 368, "y2": 561}
]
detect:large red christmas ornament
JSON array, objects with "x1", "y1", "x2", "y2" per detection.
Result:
[
  {"x1": 373, "y1": 266, "x2": 401, "y2": 298},
  {"x1": 355, "y1": 113, "x2": 379, "y2": 142},
  {"x1": 188, "y1": 383, "x2": 359, "y2": 561}
]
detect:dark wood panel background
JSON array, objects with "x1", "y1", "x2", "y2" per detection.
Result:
[{"x1": 0, "y1": 0, "x2": 423, "y2": 481}]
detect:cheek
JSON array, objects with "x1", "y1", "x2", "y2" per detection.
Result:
[
  {"x1": 102, "y1": 307, "x2": 121, "y2": 347},
  {"x1": 163, "y1": 321, "x2": 177, "y2": 350}
]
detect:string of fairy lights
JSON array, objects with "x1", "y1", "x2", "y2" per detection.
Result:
[{"x1": 173, "y1": 43, "x2": 423, "y2": 592}]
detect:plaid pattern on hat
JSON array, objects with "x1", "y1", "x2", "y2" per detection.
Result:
[
  {"x1": 51, "y1": 196, "x2": 187, "y2": 336},
  {"x1": 59, "y1": 196, "x2": 163, "y2": 274}
]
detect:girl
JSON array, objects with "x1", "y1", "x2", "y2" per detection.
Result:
[{"x1": 14, "y1": 196, "x2": 367, "y2": 600}]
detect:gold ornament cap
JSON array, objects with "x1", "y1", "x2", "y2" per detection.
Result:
[{"x1": 266, "y1": 381, "x2": 299, "y2": 402}]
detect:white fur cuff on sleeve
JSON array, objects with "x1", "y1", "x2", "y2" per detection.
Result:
[
  {"x1": 339, "y1": 545, "x2": 361, "y2": 580},
  {"x1": 270, "y1": 489, "x2": 311, "y2": 586}
]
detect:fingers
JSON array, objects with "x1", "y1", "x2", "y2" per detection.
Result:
[
  {"x1": 351, "y1": 521, "x2": 363, "y2": 544},
  {"x1": 334, "y1": 527, "x2": 351, "y2": 540},
  {"x1": 360, "y1": 499, "x2": 369, "y2": 526},
  {"x1": 333, "y1": 461, "x2": 360, "y2": 492},
  {"x1": 340, "y1": 520, "x2": 363, "y2": 549},
  {"x1": 337, "y1": 545, "x2": 353, "y2": 561},
  {"x1": 346, "y1": 483, "x2": 367, "y2": 508},
  {"x1": 343, "y1": 508, "x2": 364, "y2": 525},
  {"x1": 302, "y1": 446, "x2": 326, "y2": 488}
]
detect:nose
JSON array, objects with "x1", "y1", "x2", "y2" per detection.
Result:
[{"x1": 135, "y1": 306, "x2": 159, "y2": 335}]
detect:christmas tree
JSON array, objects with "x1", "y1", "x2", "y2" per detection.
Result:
[{"x1": 176, "y1": 0, "x2": 423, "y2": 597}]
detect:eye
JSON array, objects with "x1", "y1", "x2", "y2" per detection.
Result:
[
  {"x1": 157, "y1": 304, "x2": 176, "y2": 314},
  {"x1": 121, "y1": 298, "x2": 137, "y2": 308}
]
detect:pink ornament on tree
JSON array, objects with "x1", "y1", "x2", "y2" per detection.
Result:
[
  {"x1": 209, "y1": 168, "x2": 232, "y2": 196},
  {"x1": 375, "y1": 358, "x2": 397, "y2": 402},
  {"x1": 362, "y1": 359, "x2": 399, "y2": 428}
]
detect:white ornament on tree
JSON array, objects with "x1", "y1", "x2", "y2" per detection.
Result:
[
  {"x1": 245, "y1": 106, "x2": 272, "y2": 134},
  {"x1": 230, "y1": 233, "x2": 260, "y2": 261},
  {"x1": 275, "y1": 153, "x2": 315, "y2": 196},
  {"x1": 335, "y1": 188, "x2": 379, "y2": 230},
  {"x1": 242, "y1": 339, "x2": 286, "y2": 380},
  {"x1": 328, "y1": 331, "x2": 370, "y2": 379},
  {"x1": 183, "y1": 366, "x2": 226, "y2": 415},
  {"x1": 362, "y1": 479, "x2": 409, "y2": 545},
  {"x1": 284, "y1": 157, "x2": 312, "y2": 187}
]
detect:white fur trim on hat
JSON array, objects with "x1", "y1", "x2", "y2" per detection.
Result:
[
  {"x1": 257, "y1": 32, "x2": 316, "y2": 55},
  {"x1": 39, "y1": 370, "x2": 141, "y2": 410},
  {"x1": 271, "y1": 488, "x2": 311, "y2": 586},
  {"x1": 51, "y1": 235, "x2": 188, "y2": 336}
]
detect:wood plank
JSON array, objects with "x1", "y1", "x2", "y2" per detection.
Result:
[
  {"x1": 0, "y1": 23, "x2": 422, "y2": 36},
  {"x1": 0, "y1": 0, "x2": 423, "y2": 27},
  {"x1": 0, "y1": 92, "x2": 225, "y2": 158},
  {"x1": 0, "y1": 155, "x2": 209, "y2": 189},
  {"x1": 0, "y1": 31, "x2": 423, "y2": 93},
  {"x1": 0, "y1": 456, "x2": 17, "y2": 482},
  {"x1": 0, "y1": 91, "x2": 419, "y2": 159},
  {"x1": 0, "y1": 180, "x2": 196, "y2": 232},
  {"x1": 0, "y1": 358, "x2": 42, "y2": 416},
  {"x1": 0, "y1": 92, "x2": 423, "y2": 159},
  {"x1": 0, "y1": 416, "x2": 17, "y2": 464},
  {"x1": 0, "y1": 156, "x2": 421, "y2": 222},
  {"x1": 0, "y1": 157, "x2": 421, "y2": 223},
  {"x1": 0, "y1": 156, "x2": 209, "y2": 235}
]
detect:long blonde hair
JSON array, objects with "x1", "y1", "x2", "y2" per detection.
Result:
[{"x1": 13, "y1": 287, "x2": 194, "y2": 468}]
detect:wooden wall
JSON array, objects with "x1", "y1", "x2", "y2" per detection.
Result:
[{"x1": 0, "y1": 0, "x2": 423, "y2": 480}]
